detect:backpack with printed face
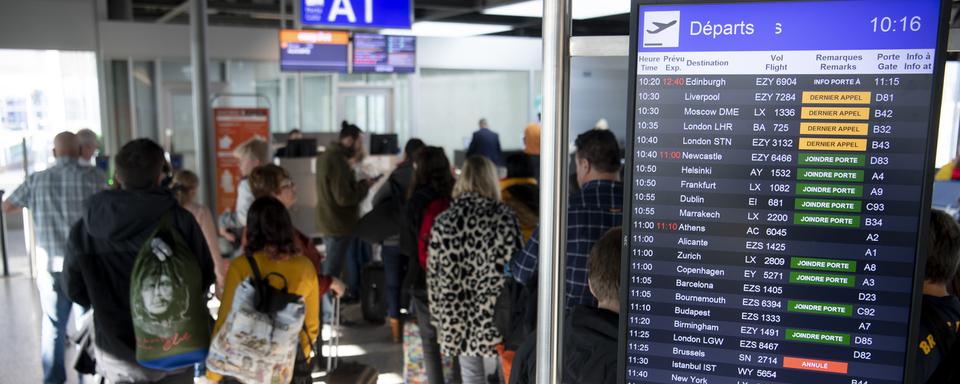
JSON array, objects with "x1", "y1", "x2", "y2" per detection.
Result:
[
  {"x1": 130, "y1": 214, "x2": 211, "y2": 371},
  {"x1": 206, "y1": 253, "x2": 308, "y2": 384}
]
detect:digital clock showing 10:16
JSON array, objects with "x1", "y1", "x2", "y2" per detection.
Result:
[{"x1": 870, "y1": 16, "x2": 922, "y2": 33}]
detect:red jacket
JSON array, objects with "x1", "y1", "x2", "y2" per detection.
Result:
[{"x1": 295, "y1": 230, "x2": 333, "y2": 296}]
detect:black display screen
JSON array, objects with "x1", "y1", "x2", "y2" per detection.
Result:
[
  {"x1": 352, "y1": 33, "x2": 416, "y2": 73},
  {"x1": 621, "y1": 1, "x2": 948, "y2": 383}
]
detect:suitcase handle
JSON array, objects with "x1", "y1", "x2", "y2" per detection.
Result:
[{"x1": 326, "y1": 293, "x2": 340, "y2": 372}]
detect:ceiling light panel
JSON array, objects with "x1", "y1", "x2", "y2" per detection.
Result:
[
  {"x1": 483, "y1": 0, "x2": 630, "y2": 20},
  {"x1": 381, "y1": 21, "x2": 513, "y2": 37}
]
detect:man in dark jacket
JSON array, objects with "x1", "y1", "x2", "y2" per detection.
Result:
[
  {"x1": 466, "y1": 118, "x2": 503, "y2": 166},
  {"x1": 316, "y1": 123, "x2": 377, "y2": 311},
  {"x1": 511, "y1": 227, "x2": 621, "y2": 384},
  {"x1": 63, "y1": 139, "x2": 214, "y2": 383}
]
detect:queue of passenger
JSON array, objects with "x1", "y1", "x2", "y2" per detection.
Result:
[{"x1": 8, "y1": 123, "x2": 960, "y2": 384}]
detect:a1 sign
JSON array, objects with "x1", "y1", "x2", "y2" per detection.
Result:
[{"x1": 302, "y1": 0, "x2": 412, "y2": 29}]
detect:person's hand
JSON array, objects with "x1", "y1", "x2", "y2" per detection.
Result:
[
  {"x1": 364, "y1": 174, "x2": 384, "y2": 187},
  {"x1": 329, "y1": 277, "x2": 347, "y2": 298},
  {"x1": 219, "y1": 227, "x2": 237, "y2": 243},
  {"x1": 1, "y1": 201, "x2": 21, "y2": 213}
]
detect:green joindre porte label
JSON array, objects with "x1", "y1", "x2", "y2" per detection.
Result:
[
  {"x1": 794, "y1": 198, "x2": 862, "y2": 213},
  {"x1": 785, "y1": 328, "x2": 851, "y2": 346},
  {"x1": 794, "y1": 213, "x2": 860, "y2": 228},
  {"x1": 789, "y1": 271, "x2": 856, "y2": 287},
  {"x1": 791, "y1": 257, "x2": 857, "y2": 273},
  {"x1": 787, "y1": 300, "x2": 853, "y2": 317},
  {"x1": 796, "y1": 183, "x2": 863, "y2": 197},
  {"x1": 797, "y1": 168, "x2": 864, "y2": 182},
  {"x1": 798, "y1": 153, "x2": 866, "y2": 167}
]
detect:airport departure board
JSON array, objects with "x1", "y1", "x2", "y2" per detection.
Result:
[
  {"x1": 353, "y1": 33, "x2": 417, "y2": 73},
  {"x1": 280, "y1": 29, "x2": 349, "y2": 72},
  {"x1": 622, "y1": 1, "x2": 947, "y2": 383}
]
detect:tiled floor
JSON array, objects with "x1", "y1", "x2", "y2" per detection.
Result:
[
  {"x1": 0, "y1": 223, "x2": 404, "y2": 384},
  {"x1": 0, "y1": 275, "x2": 44, "y2": 383}
]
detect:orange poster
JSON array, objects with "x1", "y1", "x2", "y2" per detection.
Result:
[{"x1": 213, "y1": 108, "x2": 270, "y2": 215}]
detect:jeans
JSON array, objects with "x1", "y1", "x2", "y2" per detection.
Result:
[
  {"x1": 322, "y1": 235, "x2": 352, "y2": 278},
  {"x1": 458, "y1": 356, "x2": 498, "y2": 384},
  {"x1": 413, "y1": 296, "x2": 458, "y2": 384},
  {"x1": 38, "y1": 271, "x2": 71, "y2": 384},
  {"x1": 95, "y1": 346, "x2": 193, "y2": 384},
  {"x1": 322, "y1": 236, "x2": 353, "y2": 323},
  {"x1": 381, "y1": 245, "x2": 407, "y2": 318},
  {"x1": 345, "y1": 237, "x2": 371, "y2": 298}
]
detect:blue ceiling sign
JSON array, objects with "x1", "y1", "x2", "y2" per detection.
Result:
[{"x1": 302, "y1": 0, "x2": 412, "y2": 30}]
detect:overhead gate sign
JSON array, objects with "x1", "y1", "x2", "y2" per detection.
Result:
[{"x1": 301, "y1": 0, "x2": 412, "y2": 29}]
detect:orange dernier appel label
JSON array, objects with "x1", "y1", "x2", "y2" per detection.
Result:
[
  {"x1": 783, "y1": 356, "x2": 849, "y2": 374},
  {"x1": 280, "y1": 29, "x2": 349, "y2": 48}
]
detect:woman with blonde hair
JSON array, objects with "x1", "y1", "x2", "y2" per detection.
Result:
[
  {"x1": 427, "y1": 155, "x2": 522, "y2": 383},
  {"x1": 171, "y1": 169, "x2": 228, "y2": 296}
]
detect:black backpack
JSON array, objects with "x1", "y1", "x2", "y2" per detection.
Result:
[
  {"x1": 920, "y1": 301, "x2": 960, "y2": 383},
  {"x1": 245, "y1": 254, "x2": 315, "y2": 384}
]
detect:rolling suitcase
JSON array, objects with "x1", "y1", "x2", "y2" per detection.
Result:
[
  {"x1": 361, "y1": 261, "x2": 387, "y2": 323},
  {"x1": 326, "y1": 295, "x2": 379, "y2": 384},
  {"x1": 403, "y1": 320, "x2": 458, "y2": 384}
]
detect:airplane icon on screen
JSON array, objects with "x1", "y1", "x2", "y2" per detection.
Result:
[
  {"x1": 646, "y1": 20, "x2": 677, "y2": 34},
  {"x1": 643, "y1": 11, "x2": 680, "y2": 48}
]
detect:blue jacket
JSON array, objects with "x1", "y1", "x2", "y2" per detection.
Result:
[{"x1": 466, "y1": 128, "x2": 503, "y2": 165}]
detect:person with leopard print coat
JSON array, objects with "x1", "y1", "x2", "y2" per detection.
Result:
[{"x1": 427, "y1": 155, "x2": 522, "y2": 384}]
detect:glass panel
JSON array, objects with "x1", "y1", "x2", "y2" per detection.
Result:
[
  {"x1": 169, "y1": 91, "x2": 197, "y2": 171},
  {"x1": 0, "y1": 49, "x2": 101, "y2": 275},
  {"x1": 225, "y1": 60, "x2": 283, "y2": 132},
  {"x1": 532, "y1": 70, "x2": 543, "y2": 120},
  {"x1": 418, "y1": 69, "x2": 529, "y2": 160},
  {"x1": 286, "y1": 76, "x2": 298, "y2": 131},
  {"x1": 340, "y1": 92, "x2": 389, "y2": 134},
  {"x1": 110, "y1": 60, "x2": 133, "y2": 149},
  {"x1": 303, "y1": 74, "x2": 333, "y2": 132},
  {"x1": 0, "y1": 50, "x2": 101, "y2": 178},
  {"x1": 937, "y1": 61, "x2": 960, "y2": 167},
  {"x1": 394, "y1": 74, "x2": 411, "y2": 141},
  {"x1": 338, "y1": 73, "x2": 366, "y2": 84},
  {"x1": 133, "y1": 61, "x2": 157, "y2": 141},
  {"x1": 161, "y1": 59, "x2": 224, "y2": 83},
  {"x1": 569, "y1": 57, "x2": 628, "y2": 143},
  {"x1": 254, "y1": 78, "x2": 281, "y2": 132}
]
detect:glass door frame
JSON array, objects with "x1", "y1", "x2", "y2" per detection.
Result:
[
  {"x1": 335, "y1": 85, "x2": 395, "y2": 134},
  {"x1": 160, "y1": 82, "x2": 227, "y2": 171}
]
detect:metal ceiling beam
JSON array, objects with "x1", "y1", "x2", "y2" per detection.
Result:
[
  {"x1": 131, "y1": 0, "x2": 632, "y2": 37},
  {"x1": 136, "y1": 0, "x2": 281, "y2": 12},
  {"x1": 156, "y1": 1, "x2": 189, "y2": 23}
]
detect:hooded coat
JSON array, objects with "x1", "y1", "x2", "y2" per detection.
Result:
[
  {"x1": 426, "y1": 193, "x2": 521, "y2": 356},
  {"x1": 510, "y1": 305, "x2": 619, "y2": 384},
  {"x1": 63, "y1": 187, "x2": 214, "y2": 362}
]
